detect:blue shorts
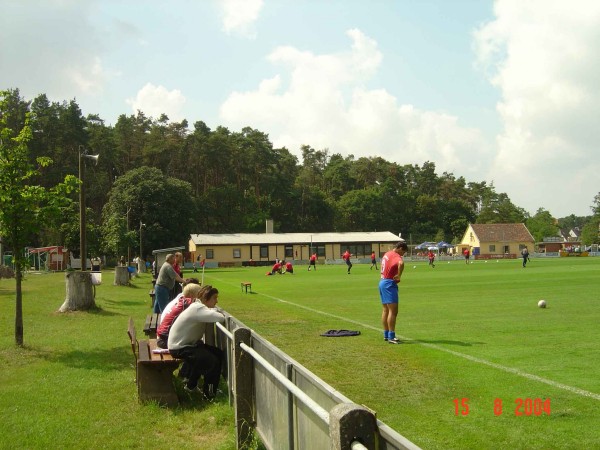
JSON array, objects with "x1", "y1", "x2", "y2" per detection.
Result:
[{"x1": 379, "y1": 279, "x2": 399, "y2": 304}]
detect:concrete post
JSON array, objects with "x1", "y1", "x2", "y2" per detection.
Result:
[
  {"x1": 329, "y1": 403, "x2": 378, "y2": 450},
  {"x1": 233, "y1": 327, "x2": 253, "y2": 449}
]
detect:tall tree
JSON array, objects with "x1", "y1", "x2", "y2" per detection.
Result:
[
  {"x1": 526, "y1": 208, "x2": 559, "y2": 242},
  {"x1": 101, "y1": 166, "x2": 197, "y2": 258},
  {"x1": 0, "y1": 90, "x2": 78, "y2": 345}
]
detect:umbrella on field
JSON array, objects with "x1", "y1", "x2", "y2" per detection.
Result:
[
  {"x1": 437, "y1": 241, "x2": 455, "y2": 249},
  {"x1": 415, "y1": 241, "x2": 437, "y2": 250}
]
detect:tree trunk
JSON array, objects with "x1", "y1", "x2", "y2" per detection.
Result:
[
  {"x1": 114, "y1": 266, "x2": 130, "y2": 286},
  {"x1": 60, "y1": 271, "x2": 96, "y2": 312},
  {"x1": 138, "y1": 260, "x2": 146, "y2": 273}
]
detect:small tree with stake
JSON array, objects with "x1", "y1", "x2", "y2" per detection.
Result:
[{"x1": 0, "y1": 90, "x2": 78, "y2": 346}]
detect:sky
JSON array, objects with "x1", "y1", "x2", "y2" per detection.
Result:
[{"x1": 1, "y1": 0, "x2": 599, "y2": 218}]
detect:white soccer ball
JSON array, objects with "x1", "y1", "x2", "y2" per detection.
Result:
[
  {"x1": 538, "y1": 300, "x2": 547, "y2": 308},
  {"x1": 413, "y1": 265, "x2": 416, "y2": 269}
]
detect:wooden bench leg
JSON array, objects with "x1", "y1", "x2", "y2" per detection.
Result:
[{"x1": 137, "y1": 362, "x2": 180, "y2": 407}]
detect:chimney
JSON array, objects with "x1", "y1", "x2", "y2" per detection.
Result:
[{"x1": 266, "y1": 219, "x2": 274, "y2": 234}]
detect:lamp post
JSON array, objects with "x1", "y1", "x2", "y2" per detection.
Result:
[
  {"x1": 139, "y1": 220, "x2": 145, "y2": 262},
  {"x1": 79, "y1": 146, "x2": 99, "y2": 271}
]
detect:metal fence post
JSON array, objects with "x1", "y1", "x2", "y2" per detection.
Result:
[
  {"x1": 233, "y1": 327, "x2": 253, "y2": 449},
  {"x1": 329, "y1": 403, "x2": 378, "y2": 450}
]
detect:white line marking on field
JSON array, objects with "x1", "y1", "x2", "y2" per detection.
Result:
[{"x1": 254, "y1": 291, "x2": 600, "y2": 402}]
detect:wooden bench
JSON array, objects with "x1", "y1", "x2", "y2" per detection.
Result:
[
  {"x1": 149, "y1": 288, "x2": 155, "y2": 308},
  {"x1": 143, "y1": 313, "x2": 161, "y2": 338},
  {"x1": 241, "y1": 281, "x2": 252, "y2": 294},
  {"x1": 127, "y1": 317, "x2": 181, "y2": 407}
]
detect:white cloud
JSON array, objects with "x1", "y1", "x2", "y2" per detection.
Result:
[
  {"x1": 220, "y1": 28, "x2": 489, "y2": 179},
  {"x1": 65, "y1": 56, "x2": 116, "y2": 95},
  {"x1": 474, "y1": 0, "x2": 600, "y2": 215},
  {"x1": 126, "y1": 83, "x2": 186, "y2": 121},
  {"x1": 220, "y1": 0, "x2": 264, "y2": 38}
]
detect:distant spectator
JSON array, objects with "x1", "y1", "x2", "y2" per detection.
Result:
[{"x1": 153, "y1": 254, "x2": 186, "y2": 314}]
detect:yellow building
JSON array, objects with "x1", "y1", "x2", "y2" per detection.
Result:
[
  {"x1": 188, "y1": 231, "x2": 402, "y2": 267},
  {"x1": 458, "y1": 223, "x2": 535, "y2": 259}
]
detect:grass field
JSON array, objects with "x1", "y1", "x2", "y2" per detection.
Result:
[
  {"x1": 1, "y1": 257, "x2": 599, "y2": 449},
  {"x1": 206, "y1": 257, "x2": 600, "y2": 450}
]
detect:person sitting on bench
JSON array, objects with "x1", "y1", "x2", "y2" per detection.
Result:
[
  {"x1": 156, "y1": 283, "x2": 204, "y2": 349},
  {"x1": 168, "y1": 286, "x2": 225, "y2": 400}
]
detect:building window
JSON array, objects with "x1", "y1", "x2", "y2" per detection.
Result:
[
  {"x1": 489, "y1": 245, "x2": 496, "y2": 252},
  {"x1": 260, "y1": 245, "x2": 268, "y2": 258},
  {"x1": 206, "y1": 249, "x2": 214, "y2": 259},
  {"x1": 346, "y1": 243, "x2": 370, "y2": 257},
  {"x1": 285, "y1": 245, "x2": 293, "y2": 258},
  {"x1": 233, "y1": 248, "x2": 241, "y2": 258}
]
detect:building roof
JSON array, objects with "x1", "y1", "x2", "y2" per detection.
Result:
[
  {"x1": 152, "y1": 246, "x2": 186, "y2": 255},
  {"x1": 469, "y1": 223, "x2": 534, "y2": 243},
  {"x1": 190, "y1": 231, "x2": 402, "y2": 246}
]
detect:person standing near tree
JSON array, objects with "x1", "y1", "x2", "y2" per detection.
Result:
[
  {"x1": 342, "y1": 249, "x2": 353, "y2": 274},
  {"x1": 170, "y1": 252, "x2": 184, "y2": 299},
  {"x1": 154, "y1": 254, "x2": 186, "y2": 314},
  {"x1": 463, "y1": 248, "x2": 470, "y2": 264},
  {"x1": 379, "y1": 241, "x2": 408, "y2": 344}
]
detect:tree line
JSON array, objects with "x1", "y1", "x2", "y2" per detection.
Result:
[{"x1": 1, "y1": 88, "x2": 598, "y2": 262}]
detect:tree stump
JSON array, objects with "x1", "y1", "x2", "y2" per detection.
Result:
[
  {"x1": 59, "y1": 271, "x2": 96, "y2": 312},
  {"x1": 114, "y1": 266, "x2": 130, "y2": 286}
]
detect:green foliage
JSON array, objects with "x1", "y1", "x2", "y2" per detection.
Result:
[
  {"x1": 0, "y1": 89, "x2": 78, "y2": 345},
  {"x1": 476, "y1": 192, "x2": 527, "y2": 224},
  {"x1": 0, "y1": 272, "x2": 236, "y2": 448},
  {"x1": 4, "y1": 87, "x2": 599, "y2": 254},
  {"x1": 525, "y1": 208, "x2": 560, "y2": 242},
  {"x1": 580, "y1": 218, "x2": 600, "y2": 245},
  {"x1": 101, "y1": 166, "x2": 197, "y2": 259}
]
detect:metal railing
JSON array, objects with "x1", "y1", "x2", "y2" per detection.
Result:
[{"x1": 215, "y1": 318, "x2": 421, "y2": 450}]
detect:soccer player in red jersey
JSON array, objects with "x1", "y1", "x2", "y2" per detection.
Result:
[{"x1": 379, "y1": 241, "x2": 408, "y2": 344}]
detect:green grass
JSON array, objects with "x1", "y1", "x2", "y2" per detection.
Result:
[
  {"x1": 1, "y1": 258, "x2": 599, "y2": 449},
  {"x1": 204, "y1": 258, "x2": 600, "y2": 450},
  {"x1": 0, "y1": 271, "x2": 237, "y2": 450}
]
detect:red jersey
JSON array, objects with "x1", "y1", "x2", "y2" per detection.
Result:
[
  {"x1": 310, "y1": 254, "x2": 316, "y2": 262},
  {"x1": 380, "y1": 250, "x2": 402, "y2": 281},
  {"x1": 272, "y1": 262, "x2": 282, "y2": 271},
  {"x1": 157, "y1": 296, "x2": 194, "y2": 337},
  {"x1": 285, "y1": 262, "x2": 293, "y2": 270},
  {"x1": 342, "y1": 251, "x2": 351, "y2": 261}
]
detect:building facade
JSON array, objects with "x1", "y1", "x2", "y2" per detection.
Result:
[
  {"x1": 188, "y1": 231, "x2": 402, "y2": 266},
  {"x1": 458, "y1": 223, "x2": 535, "y2": 259}
]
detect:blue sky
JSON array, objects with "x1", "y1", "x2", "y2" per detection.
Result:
[{"x1": 1, "y1": 0, "x2": 599, "y2": 218}]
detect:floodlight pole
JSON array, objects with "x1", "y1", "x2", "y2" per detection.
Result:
[
  {"x1": 139, "y1": 220, "x2": 145, "y2": 261},
  {"x1": 79, "y1": 146, "x2": 99, "y2": 271},
  {"x1": 79, "y1": 148, "x2": 87, "y2": 271}
]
